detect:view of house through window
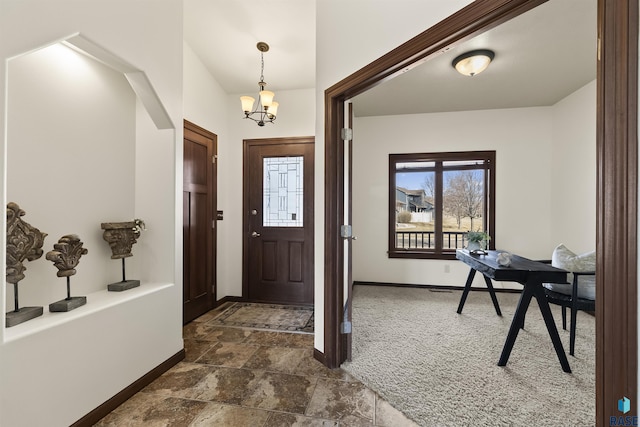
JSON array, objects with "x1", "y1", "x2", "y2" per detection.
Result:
[{"x1": 389, "y1": 151, "x2": 495, "y2": 259}]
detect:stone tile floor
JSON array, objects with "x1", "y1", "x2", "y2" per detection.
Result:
[{"x1": 94, "y1": 303, "x2": 417, "y2": 426}]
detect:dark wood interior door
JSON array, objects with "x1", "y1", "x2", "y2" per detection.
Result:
[
  {"x1": 183, "y1": 121, "x2": 217, "y2": 323},
  {"x1": 244, "y1": 137, "x2": 314, "y2": 305}
]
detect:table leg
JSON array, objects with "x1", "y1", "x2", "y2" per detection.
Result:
[
  {"x1": 482, "y1": 275, "x2": 502, "y2": 316},
  {"x1": 456, "y1": 268, "x2": 476, "y2": 314},
  {"x1": 532, "y1": 284, "x2": 572, "y2": 373},
  {"x1": 498, "y1": 286, "x2": 534, "y2": 366}
]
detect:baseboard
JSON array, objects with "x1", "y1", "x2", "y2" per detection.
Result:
[
  {"x1": 215, "y1": 295, "x2": 245, "y2": 307},
  {"x1": 313, "y1": 348, "x2": 326, "y2": 365},
  {"x1": 216, "y1": 296, "x2": 315, "y2": 310},
  {"x1": 353, "y1": 281, "x2": 522, "y2": 294},
  {"x1": 235, "y1": 297, "x2": 314, "y2": 307},
  {"x1": 71, "y1": 349, "x2": 185, "y2": 427}
]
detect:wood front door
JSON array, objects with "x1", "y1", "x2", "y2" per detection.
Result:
[
  {"x1": 183, "y1": 120, "x2": 217, "y2": 323},
  {"x1": 243, "y1": 137, "x2": 314, "y2": 305}
]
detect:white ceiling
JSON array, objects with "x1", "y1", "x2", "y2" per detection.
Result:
[
  {"x1": 352, "y1": 0, "x2": 596, "y2": 116},
  {"x1": 184, "y1": 0, "x2": 596, "y2": 117},
  {"x1": 184, "y1": 0, "x2": 316, "y2": 94}
]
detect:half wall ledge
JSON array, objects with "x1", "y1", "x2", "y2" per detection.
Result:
[{"x1": 4, "y1": 282, "x2": 173, "y2": 343}]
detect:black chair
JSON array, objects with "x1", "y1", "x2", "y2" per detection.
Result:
[{"x1": 542, "y1": 265, "x2": 595, "y2": 356}]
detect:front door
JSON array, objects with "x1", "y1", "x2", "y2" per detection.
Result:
[
  {"x1": 244, "y1": 137, "x2": 314, "y2": 304},
  {"x1": 183, "y1": 120, "x2": 217, "y2": 323}
]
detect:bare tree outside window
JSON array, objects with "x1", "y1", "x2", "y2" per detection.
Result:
[
  {"x1": 422, "y1": 174, "x2": 435, "y2": 201},
  {"x1": 444, "y1": 170, "x2": 484, "y2": 230},
  {"x1": 443, "y1": 172, "x2": 465, "y2": 229}
]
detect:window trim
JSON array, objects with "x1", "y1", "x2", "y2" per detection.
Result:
[{"x1": 388, "y1": 150, "x2": 496, "y2": 260}]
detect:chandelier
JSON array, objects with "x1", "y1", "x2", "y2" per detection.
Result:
[{"x1": 240, "y1": 42, "x2": 279, "y2": 126}]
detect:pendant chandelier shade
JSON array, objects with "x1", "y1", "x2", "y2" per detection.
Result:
[
  {"x1": 240, "y1": 42, "x2": 279, "y2": 126},
  {"x1": 452, "y1": 49, "x2": 495, "y2": 77}
]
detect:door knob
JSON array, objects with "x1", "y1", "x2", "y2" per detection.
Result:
[{"x1": 251, "y1": 231, "x2": 261, "y2": 237}]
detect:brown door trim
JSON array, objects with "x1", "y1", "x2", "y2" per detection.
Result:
[
  {"x1": 322, "y1": 0, "x2": 638, "y2": 424},
  {"x1": 597, "y1": 0, "x2": 638, "y2": 421},
  {"x1": 323, "y1": 0, "x2": 547, "y2": 369},
  {"x1": 242, "y1": 136, "x2": 315, "y2": 302}
]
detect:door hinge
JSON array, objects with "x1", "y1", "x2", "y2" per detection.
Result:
[
  {"x1": 212, "y1": 220, "x2": 215, "y2": 229},
  {"x1": 212, "y1": 154, "x2": 217, "y2": 164},
  {"x1": 341, "y1": 128, "x2": 353, "y2": 141},
  {"x1": 340, "y1": 224, "x2": 352, "y2": 238},
  {"x1": 340, "y1": 321, "x2": 352, "y2": 334}
]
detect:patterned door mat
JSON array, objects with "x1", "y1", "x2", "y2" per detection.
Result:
[{"x1": 210, "y1": 303, "x2": 314, "y2": 333}]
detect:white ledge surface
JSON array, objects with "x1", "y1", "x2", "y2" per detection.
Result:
[{"x1": 3, "y1": 282, "x2": 173, "y2": 344}]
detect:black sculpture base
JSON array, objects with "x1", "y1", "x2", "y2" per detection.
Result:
[
  {"x1": 108, "y1": 279, "x2": 140, "y2": 292},
  {"x1": 6, "y1": 306, "x2": 43, "y2": 327},
  {"x1": 49, "y1": 296, "x2": 87, "y2": 312}
]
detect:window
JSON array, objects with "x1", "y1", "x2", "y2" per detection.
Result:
[
  {"x1": 263, "y1": 156, "x2": 304, "y2": 227},
  {"x1": 389, "y1": 151, "x2": 495, "y2": 260}
]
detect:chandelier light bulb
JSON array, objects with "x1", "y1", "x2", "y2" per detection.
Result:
[
  {"x1": 240, "y1": 96, "x2": 255, "y2": 113},
  {"x1": 260, "y1": 90, "x2": 274, "y2": 108},
  {"x1": 268, "y1": 101, "x2": 279, "y2": 118}
]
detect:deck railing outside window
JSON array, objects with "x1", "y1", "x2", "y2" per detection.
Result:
[{"x1": 395, "y1": 230, "x2": 470, "y2": 249}]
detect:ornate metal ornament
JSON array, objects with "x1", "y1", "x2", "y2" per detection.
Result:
[
  {"x1": 101, "y1": 219, "x2": 145, "y2": 291},
  {"x1": 47, "y1": 235, "x2": 87, "y2": 312},
  {"x1": 5, "y1": 202, "x2": 47, "y2": 327}
]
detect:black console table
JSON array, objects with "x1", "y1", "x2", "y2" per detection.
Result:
[{"x1": 456, "y1": 249, "x2": 571, "y2": 373}]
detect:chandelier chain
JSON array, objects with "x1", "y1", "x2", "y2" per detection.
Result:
[{"x1": 260, "y1": 52, "x2": 265, "y2": 84}]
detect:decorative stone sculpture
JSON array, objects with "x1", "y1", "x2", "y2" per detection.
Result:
[
  {"x1": 5, "y1": 202, "x2": 47, "y2": 327},
  {"x1": 46, "y1": 234, "x2": 88, "y2": 312},
  {"x1": 101, "y1": 219, "x2": 145, "y2": 291}
]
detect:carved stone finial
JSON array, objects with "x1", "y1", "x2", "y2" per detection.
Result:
[
  {"x1": 100, "y1": 219, "x2": 145, "y2": 259},
  {"x1": 46, "y1": 234, "x2": 88, "y2": 277},
  {"x1": 6, "y1": 202, "x2": 47, "y2": 284}
]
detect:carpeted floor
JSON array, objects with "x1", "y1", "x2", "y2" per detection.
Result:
[
  {"x1": 341, "y1": 285, "x2": 595, "y2": 427},
  {"x1": 209, "y1": 302, "x2": 314, "y2": 333}
]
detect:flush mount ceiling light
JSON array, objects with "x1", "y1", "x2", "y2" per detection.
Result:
[
  {"x1": 452, "y1": 49, "x2": 495, "y2": 77},
  {"x1": 240, "y1": 42, "x2": 279, "y2": 126}
]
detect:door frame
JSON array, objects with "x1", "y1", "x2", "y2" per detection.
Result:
[
  {"x1": 242, "y1": 136, "x2": 315, "y2": 303},
  {"x1": 322, "y1": 0, "x2": 637, "y2": 424}
]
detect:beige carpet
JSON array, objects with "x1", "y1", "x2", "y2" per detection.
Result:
[
  {"x1": 210, "y1": 302, "x2": 314, "y2": 333},
  {"x1": 341, "y1": 285, "x2": 595, "y2": 427}
]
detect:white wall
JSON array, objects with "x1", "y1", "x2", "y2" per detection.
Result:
[
  {"x1": 183, "y1": 41, "x2": 229, "y2": 136},
  {"x1": 6, "y1": 44, "x2": 136, "y2": 310},
  {"x1": 0, "y1": 1, "x2": 183, "y2": 426},
  {"x1": 550, "y1": 80, "x2": 597, "y2": 254},
  {"x1": 315, "y1": 0, "x2": 473, "y2": 353},
  {"x1": 350, "y1": 82, "x2": 596, "y2": 290},
  {"x1": 353, "y1": 82, "x2": 596, "y2": 288},
  {"x1": 352, "y1": 107, "x2": 554, "y2": 289}
]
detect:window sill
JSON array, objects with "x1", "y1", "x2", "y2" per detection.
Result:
[{"x1": 388, "y1": 251, "x2": 458, "y2": 260}]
